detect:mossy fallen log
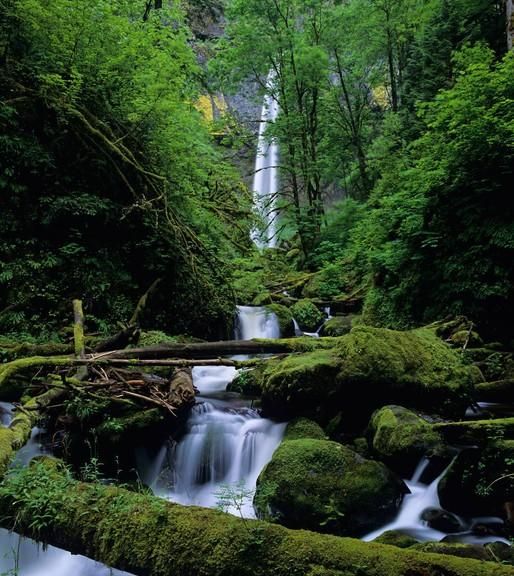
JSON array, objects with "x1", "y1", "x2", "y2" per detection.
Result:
[
  {"x1": 433, "y1": 417, "x2": 514, "y2": 444},
  {"x1": 0, "y1": 460, "x2": 512, "y2": 576},
  {"x1": 476, "y1": 379, "x2": 514, "y2": 403}
]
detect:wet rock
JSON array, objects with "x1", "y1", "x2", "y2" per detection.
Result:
[
  {"x1": 367, "y1": 405, "x2": 446, "y2": 476},
  {"x1": 319, "y1": 315, "x2": 354, "y2": 337},
  {"x1": 254, "y1": 438, "x2": 406, "y2": 537},
  {"x1": 421, "y1": 507, "x2": 466, "y2": 533}
]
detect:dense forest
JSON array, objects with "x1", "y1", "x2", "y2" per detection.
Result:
[{"x1": 0, "y1": 0, "x2": 514, "y2": 575}]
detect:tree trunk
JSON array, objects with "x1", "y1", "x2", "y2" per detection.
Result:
[{"x1": 0, "y1": 461, "x2": 511, "y2": 576}]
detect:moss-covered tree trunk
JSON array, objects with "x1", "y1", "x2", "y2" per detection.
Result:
[{"x1": 0, "y1": 462, "x2": 512, "y2": 576}]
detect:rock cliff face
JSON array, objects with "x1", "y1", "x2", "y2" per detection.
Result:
[{"x1": 508, "y1": 0, "x2": 514, "y2": 50}]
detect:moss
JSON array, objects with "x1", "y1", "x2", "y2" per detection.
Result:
[
  {"x1": 95, "y1": 409, "x2": 164, "y2": 439},
  {"x1": 227, "y1": 369, "x2": 262, "y2": 395},
  {"x1": 374, "y1": 530, "x2": 418, "y2": 549},
  {"x1": 265, "y1": 304, "x2": 295, "y2": 337},
  {"x1": 368, "y1": 405, "x2": 446, "y2": 475},
  {"x1": 259, "y1": 326, "x2": 478, "y2": 426},
  {"x1": 433, "y1": 417, "x2": 514, "y2": 444},
  {"x1": 0, "y1": 461, "x2": 513, "y2": 576},
  {"x1": 291, "y1": 299, "x2": 325, "y2": 332},
  {"x1": 336, "y1": 326, "x2": 478, "y2": 417},
  {"x1": 476, "y1": 379, "x2": 514, "y2": 402},
  {"x1": 261, "y1": 350, "x2": 341, "y2": 421},
  {"x1": 285, "y1": 418, "x2": 326, "y2": 440},
  {"x1": 0, "y1": 355, "x2": 71, "y2": 398},
  {"x1": 411, "y1": 542, "x2": 490, "y2": 561},
  {"x1": 319, "y1": 316, "x2": 353, "y2": 337},
  {"x1": 254, "y1": 438, "x2": 405, "y2": 537}
]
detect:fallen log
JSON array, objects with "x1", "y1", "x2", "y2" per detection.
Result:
[
  {"x1": 0, "y1": 355, "x2": 284, "y2": 398},
  {"x1": 0, "y1": 460, "x2": 511, "y2": 576},
  {"x1": 476, "y1": 379, "x2": 514, "y2": 403},
  {"x1": 99, "y1": 338, "x2": 307, "y2": 360},
  {"x1": 433, "y1": 417, "x2": 514, "y2": 444}
]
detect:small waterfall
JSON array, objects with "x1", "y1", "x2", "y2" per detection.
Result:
[
  {"x1": 363, "y1": 458, "x2": 511, "y2": 545},
  {"x1": 154, "y1": 401, "x2": 285, "y2": 517},
  {"x1": 251, "y1": 72, "x2": 279, "y2": 249},
  {"x1": 141, "y1": 305, "x2": 285, "y2": 518},
  {"x1": 235, "y1": 305, "x2": 280, "y2": 340},
  {"x1": 0, "y1": 401, "x2": 14, "y2": 427}
]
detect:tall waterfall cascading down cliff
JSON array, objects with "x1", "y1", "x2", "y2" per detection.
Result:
[{"x1": 251, "y1": 74, "x2": 279, "y2": 249}]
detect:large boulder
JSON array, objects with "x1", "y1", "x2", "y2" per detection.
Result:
[
  {"x1": 254, "y1": 437, "x2": 406, "y2": 537},
  {"x1": 259, "y1": 326, "x2": 480, "y2": 426},
  {"x1": 319, "y1": 315, "x2": 354, "y2": 337},
  {"x1": 291, "y1": 299, "x2": 325, "y2": 332},
  {"x1": 368, "y1": 405, "x2": 446, "y2": 476}
]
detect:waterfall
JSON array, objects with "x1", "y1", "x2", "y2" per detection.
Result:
[
  {"x1": 362, "y1": 458, "x2": 510, "y2": 545},
  {"x1": 251, "y1": 73, "x2": 279, "y2": 249},
  {"x1": 235, "y1": 305, "x2": 280, "y2": 340},
  {"x1": 141, "y1": 305, "x2": 285, "y2": 518}
]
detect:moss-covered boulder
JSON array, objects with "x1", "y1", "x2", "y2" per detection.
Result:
[
  {"x1": 438, "y1": 441, "x2": 514, "y2": 522},
  {"x1": 291, "y1": 299, "x2": 325, "y2": 332},
  {"x1": 374, "y1": 530, "x2": 418, "y2": 548},
  {"x1": 227, "y1": 368, "x2": 262, "y2": 396},
  {"x1": 368, "y1": 406, "x2": 446, "y2": 475},
  {"x1": 260, "y1": 349, "x2": 341, "y2": 421},
  {"x1": 265, "y1": 304, "x2": 295, "y2": 337},
  {"x1": 319, "y1": 316, "x2": 354, "y2": 337},
  {"x1": 254, "y1": 438, "x2": 406, "y2": 537},
  {"x1": 259, "y1": 326, "x2": 480, "y2": 426},
  {"x1": 335, "y1": 326, "x2": 479, "y2": 418},
  {"x1": 284, "y1": 417, "x2": 326, "y2": 440}
]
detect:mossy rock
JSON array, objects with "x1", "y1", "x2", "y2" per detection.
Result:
[
  {"x1": 291, "y1": 299, "x2": 325, "y2": 332},
  {"x1": 285, "y1": 418, "x2": 326, "y2": 440},
  {"x1": 448, "y1": 330, "x2": 483, "y2": 348},
  {"x1": 260, "y1": 349, "x2": 341, "y2": 421},
  {"x1": 438, "y1": 441, "x2": 514, "y2": 521},
  {"x1": 259, "y1": 326, "x2": 479, "y2": 427},
  {"x1": 411, "y1": 542, "x2": 490, "y2": 561},
  {"x1": 254, "y1": 438, "x2": 406, "y2": 537},
  {"x1": 368, "y1": 405, "x2": 446, "y2": 476},
  {"x1": 335, "y1": 326, "x2": 479, "y2": 419},
  {"x1": 374, "y1": 530, "x2": 418, "y2": 549},
  {"x1": 227, "y1": 369, "x2": 262, "y2": 396},
  {"x1": 265, "y1": 304, "x2": 295, "y2": 337},
  {"x1": 319, "y1": 316, "x2": 354, "y2": 337}
]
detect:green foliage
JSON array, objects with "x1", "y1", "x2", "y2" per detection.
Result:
[{"x1": 0, "y1": 0, "x2": 252, "y2": 339}]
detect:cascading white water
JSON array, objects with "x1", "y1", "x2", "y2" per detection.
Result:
[
  {"x1": 251, "y1": 73, "x2": 279, "y2": 249},
  {"x1": 0, "y1": 401, "x2": 14, "y2": 427},
  {"x1": 140, "y1": 305, "x2": 285, "y2": 518},
  {"x1": 363, "y1": 458, "x2": 511, "y2": 545},
  {"x1": 235, "y1": 305, "x2": 280, "y2": 340},
  {"x1": 153, "y1": 399, "x2": 285, "y2": 517}
]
